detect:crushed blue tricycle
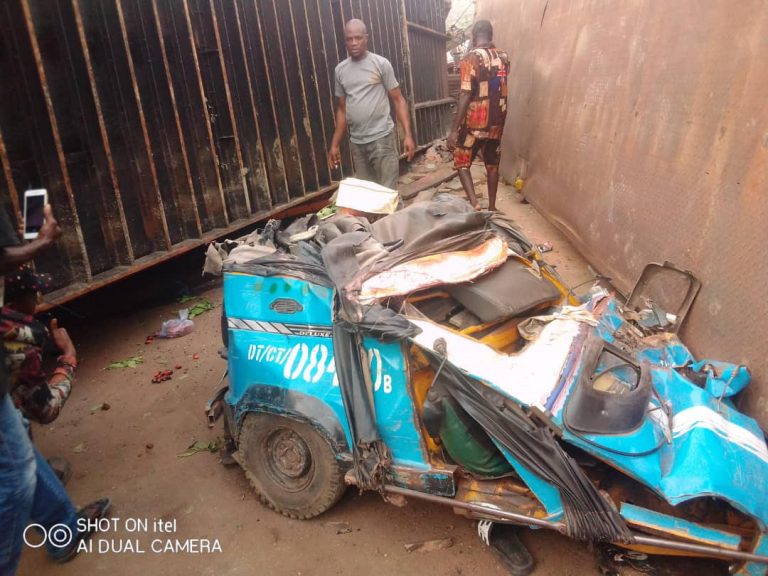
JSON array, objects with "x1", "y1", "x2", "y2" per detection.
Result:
[{"x1": 208, "y1": 195, "x2": 768, "y2": 574}]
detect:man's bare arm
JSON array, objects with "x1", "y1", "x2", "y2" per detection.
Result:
[
  {"x1": 388, "y1": 87, "x2": 415, "y2": 161},
  {"x1": 328, "y1": 96, "x2": 348, "y2": 170},
  {"x1": 448, "y1": 91, "x2": 472, "y2": 150},
  {"x1": 0, "y1": 204, "x2": 61, "y2": 275}
]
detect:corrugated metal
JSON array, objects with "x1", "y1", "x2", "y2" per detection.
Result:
[
  {"x1": 0, "y1": 0, "x2": 451, "y2": 304},
  {"x1": 477, "y1": 0, "x2": 768, "y2": 425}
]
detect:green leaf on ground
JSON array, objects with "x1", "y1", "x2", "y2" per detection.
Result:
[
  {"x1": 187, "y1": 298, "x2": 215, "y2": 319},
  {"x1": 177, "y1": 294, "x2": 197, "y2": 304},
  {"x1": 73, "y1": 442, "x2": 86, "y2": 454},
  {"x1": 177, "y1": 438, "x2": 222, "y2": 458},
  {"x1": 106, "y1": 356, "x2": 144, "y2": 370}
]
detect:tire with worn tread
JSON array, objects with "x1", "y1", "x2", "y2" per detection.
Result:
[{"x1": 238, "y1": 413, "x2": 346, "y2": 519}]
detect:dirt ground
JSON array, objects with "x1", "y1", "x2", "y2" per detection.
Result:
[{"x1": 18, "y1": 170, "x2": 724, "y2": 576}]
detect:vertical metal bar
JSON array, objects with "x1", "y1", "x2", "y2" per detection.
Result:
[
  {"x1": 150, "y1": 0, "x2": 204, "y2": 236},
  {"x1": 398, "y1": 0, "x2": 418, "y2": 145},
  {"x1": 209, "y1": 0, "x2": 251, "y2": 216},
  {"x1": 116, "y1": 0, "x2": 202, "y2": 240},
  {"x1": 231, "y1": 0, "x2": 273, "y2": 210},
  {"x1": 0, "y1": 127, "x2": 20, "y2": 216},
  {"x1": 20, "y1": 0, "x2": 91, "y2": 281},
  {"x1": 181, "y1": 0, "x2": 229, "y2": 226},
  {"x1": 72, "y1": 0, "x2": 163, "y2": 259}
]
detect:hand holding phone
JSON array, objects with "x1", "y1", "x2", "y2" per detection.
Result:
[{"x1": 23, "y1": 189, "x2": 47, "y2": 240}]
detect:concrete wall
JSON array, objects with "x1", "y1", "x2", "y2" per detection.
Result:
[{"x1": 477, "y1": 0, "x2": 768, "y2": 423}]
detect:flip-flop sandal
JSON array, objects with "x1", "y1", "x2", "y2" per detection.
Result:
[
  {"x1": 53, "y1": 498, "x2": 112, "y2": 563},
  {"x1": 478, "y1": 521, "x2": 535, "y2": 576}
]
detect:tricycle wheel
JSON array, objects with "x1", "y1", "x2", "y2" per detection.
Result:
[{"x1": 238, "y1": 413, "x2": 346, "y2": 519}]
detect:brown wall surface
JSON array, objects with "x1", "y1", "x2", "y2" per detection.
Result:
[{"x1": 477, "y1": 1, "x2": 768, "y2": 423}]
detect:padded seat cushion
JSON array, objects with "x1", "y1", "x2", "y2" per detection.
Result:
[{"x1": 447, "y1": 259, "x2": 562, "y2": 323}]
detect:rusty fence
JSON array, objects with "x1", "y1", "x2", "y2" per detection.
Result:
[{"x1": 0, "y1": 0, "x2": 451, "y2": 304}]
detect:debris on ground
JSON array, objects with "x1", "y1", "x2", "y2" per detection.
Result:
[
  {"x1": 404, "y1": 538, "x2": 454, "y2": 553},
  {"x1": 145, "y1": 335, "x2": 155, "y2": 345},
  {"x1": 90, "y1": 402, "x2": 110, "y2": 413},
  {"x1": 72, "y1": 442, "x2": 86, "y2": 454},
  {"x1": 152, "y1": 369, "x2": 173, "y2": 384},
  {"x1": 324, "y1": 521, "x2": 353, "y2": 535},
  {"x1": 538, "y1": 241, "x2": 554, "y2": 253},
  {"x1": 106, "y1": 356, "x2": 144, "y2": 370},
  {"x1": 187, "y1": 298, "x2": 216, "y2": 319},
  {"x1": 596, "y1": 545, "x2": 657, "y2": 575},
  {"x1": 156, "y1": 309, "x2": 195, "y2": 338},
  {"x1": 145, "y1": 443, "x2": 154, "y2": 450},
  {"x1": 178, "y1": 438, "x2": 223, "y2": 458},
  {"x1": 192, "y1": 353, "x2": 200, "y2": 360}
]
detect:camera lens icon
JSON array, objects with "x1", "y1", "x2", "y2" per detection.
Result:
[{"x1": 23, "y1": 523, "x2": 74, "y2": 549}]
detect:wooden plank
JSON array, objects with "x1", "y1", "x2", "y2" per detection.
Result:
[
  {"x1": 399, "y1": 166, "x2": 456, "y2": 200},
  {"x1": 235, "y1": 0, "x2": 289, "y2": 206},
  {"x1": 116, "y1": 0, "x2": 203, "y2": 242}
]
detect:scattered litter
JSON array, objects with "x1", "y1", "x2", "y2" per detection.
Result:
[
  {"x1": 145, "y1": 335, "x2": 155, "y2": 345},
  {"x1": 178, "y1": 438, "x2": 222, "y2": 458},
  {"x1": 324, "y1": 521, "x2": 352, "y2": 535},
  {"x1": 178, "y1": 374, "x2": 189, "y2": 381},
  {"x1": 184, "y1": 505, "x2": 195, "y2": 515},
  {"x1": 538, "y1": 241, "x2": 553, "y2": 253},
  {"x1": 175, "y1": 364, "x2": 183, "y2": 370},
  {"x1": 188, "y1": 298, "x2": 216, "y2": 319},
  {"x1": 90, "y1": 402, "x2": 110, "y2": 413},
  {"x1": 72, "y1": 442, "x2": 86, "y2": 454},
  {"x1": 177, "y1": 294, "x2": 198, "y2": 304},
  {"x1": 192, "y1": 354, "x2": 200, "y2": 361},
  {"x1": 404, "y1": 538, "x2": 454, "y2": 553},
  {"x1": 152, "y1": 369, "x2": 173, "y2": 384},
  {"x1": 106, "y1": 356, "x2": 144, "y2": 370},
  {"x1": 145, "y1": 443, "x2": 154, "y2": 450},
  {"x1": 156, "y1": 310, "x2": 194, "y2": 339}
]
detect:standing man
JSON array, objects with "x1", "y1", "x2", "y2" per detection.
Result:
[
  {"x1": 448, "y1": 20, "x2": 509, "y2": 211},
  {"x1": 328, "y1": 19, "x2": 415, "y2": 190}
]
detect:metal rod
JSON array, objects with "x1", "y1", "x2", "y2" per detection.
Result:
[
  {"x1": 71, "y1": 0, "x2": 140, "y2": 262},
  {"x1": 20, "y1": 0, "x2": 92, "y2": 282},
  {"x1": 182, "y1": 0, "x2": 230, "y2": 226},
  {"x1": 209, "y1": 0, "x2": 251, "y2": 216},
  {"x1": 383, "y1": 485, "x2": 567, "y2": 532},
  {"x1": 414, "y1": 97, "x2": 454, "y2": 110},
  {"x1": 383, "y1": 485, "x2": 768, "y2": 565},
  {"x1": 632, "y1": 534, "x2": 768, "y2": 565},
  {"x1": 150, "y1": 0, "x2": 204, "y2": 238},
  {"x1": 0, "y1": 127, "x2": 20, "y2": 216},
  {"x1": 406, "y1": 20, "x2": 450, "y2": 41}
]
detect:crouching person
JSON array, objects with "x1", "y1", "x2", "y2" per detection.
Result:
[{"x1": 2, "y1": 265, "x2": 75, "y2": 425}]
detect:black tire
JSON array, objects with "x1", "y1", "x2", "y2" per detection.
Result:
[{"x1": 238, "y1": 413, "x2": 346, "y2": 519}]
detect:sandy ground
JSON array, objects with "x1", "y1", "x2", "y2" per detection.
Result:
[{"x1": 18, "y1": 171, "x2": 724, "y2": 576}]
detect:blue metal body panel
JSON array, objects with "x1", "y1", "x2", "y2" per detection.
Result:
[{"x1": 224, "y1": 271, "x2": 428, "y2": 469}]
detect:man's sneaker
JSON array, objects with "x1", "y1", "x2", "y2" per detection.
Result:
[
  {"x1": 51, "y1": 498, "x2": 112, "y2": 563},
  {"x1": 477, "y1": 520, "x2": 535, "y2": 576}
]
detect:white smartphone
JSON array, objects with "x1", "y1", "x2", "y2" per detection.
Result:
[{"x1": 23, "y1": 189, "x2": 47, "y2": 240}]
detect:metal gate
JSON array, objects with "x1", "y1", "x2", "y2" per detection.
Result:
[{"x1": 0, "y1": 0, "x2": 451, "y2": 305}]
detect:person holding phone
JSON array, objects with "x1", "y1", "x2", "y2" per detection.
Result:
[{"x1": 0, "y1": 202, "x2": 110, "y2": 574}]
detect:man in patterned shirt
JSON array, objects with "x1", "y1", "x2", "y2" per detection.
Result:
[
  {"x1": 448, "y1": 20, "x2": 509, "y2": 211},
  {"x1": 2, "y1": 264, "x2": 76, "y2": 424}
]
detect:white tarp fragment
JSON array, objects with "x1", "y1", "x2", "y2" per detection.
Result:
[
  {"x1": 336, "y1": 178, "x2": 399, "y2": 215},
  {"x1": 359, "y1": 236, "x2": 508, "y2": 304}
]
